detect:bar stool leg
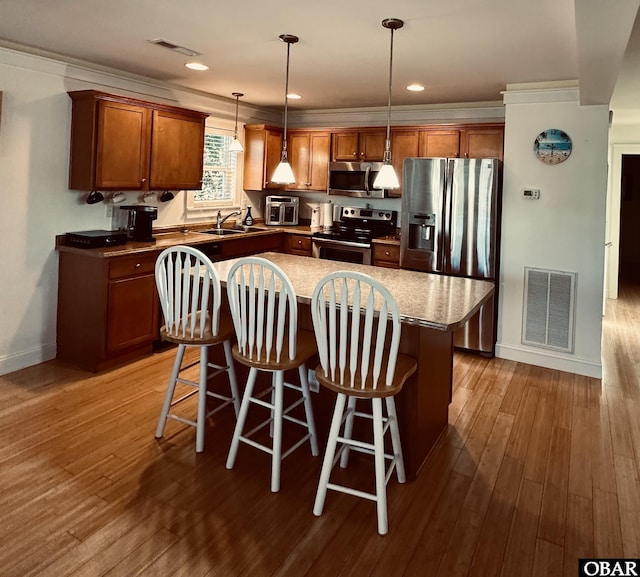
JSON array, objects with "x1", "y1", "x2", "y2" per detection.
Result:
[
  {"x1": 226, "y1": 367, "x2": 258, "y2": 469},
  {"x1": 156, "y1": 344, "x2": 186, "y2": 438},
  {"x1": 340, "y1": 396, "x2": 357, "y2": 468},
  {"x1": 314, "y1": 393, "x2": 347, "y2": 516},
  {"x1": 223, "y1": 339, "x2": 240, "y2": 417},
  {"x1": 298, "y1": 365, "x2": 319, "y2": 456},
  {"x1": 372, "y1": 397, "x2": 388, "y2": 535},
  {"x1": 195, "y1": 346, "x2": 209, "y2": 453},
  {"x1": 271, "y1": 370, "x2": 285, "y2": 492},
  {"x1": 386, "y1": 396, "x2": 405, "y2": 483}
]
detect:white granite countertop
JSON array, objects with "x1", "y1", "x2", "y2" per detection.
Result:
[{"x1": 214, "y1": 252, "x2": 494, "y2": 332}]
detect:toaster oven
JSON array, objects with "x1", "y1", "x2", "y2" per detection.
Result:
[{"x1": 265, "y1": 195, "x2": 299, "y2": 226}]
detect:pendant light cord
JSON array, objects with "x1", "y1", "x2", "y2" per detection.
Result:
[
  {"x1": 383, "y1": 26, "x2": 395, "y2": 162},
  {"x1": 282, "y1": 40, "x2": 291, "y2": 161}
]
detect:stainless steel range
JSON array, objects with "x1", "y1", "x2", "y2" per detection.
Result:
[{"x1": 311, "y1": 206, "x2": 397, "y2": 265}]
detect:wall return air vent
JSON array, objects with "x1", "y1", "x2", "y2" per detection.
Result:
[{"x1": 522, "y1": 267, "x2": 576, "y2": 353}]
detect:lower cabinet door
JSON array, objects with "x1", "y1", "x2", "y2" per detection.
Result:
[{"x1": 106, "y1": 274, "x2": 158, "y2": 353}]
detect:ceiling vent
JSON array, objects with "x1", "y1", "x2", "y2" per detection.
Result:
[{"x1": 146, "y1": 39, "x2": 200, "y2": 57}]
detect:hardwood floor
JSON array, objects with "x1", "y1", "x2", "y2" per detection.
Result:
[{"x1": 1, "y1": 278, "x2": 639, "y2": 577}]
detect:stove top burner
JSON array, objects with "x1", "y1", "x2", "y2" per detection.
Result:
[{"x1": 312, "y1": 206, "x2": 397, "y2": 247}]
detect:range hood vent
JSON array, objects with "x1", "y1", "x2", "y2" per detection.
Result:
[{"x1": 146, "y1": 39, "x2": 200, "y2": 57}]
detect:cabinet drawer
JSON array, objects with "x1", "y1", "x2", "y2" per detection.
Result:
[
  {"x1": 373, "y1": 244, "x2": 400, "y2": 268},
  {"x1": 285, "y1": 235, "x2": 312, "y2": 255},
  {"x1": 109, "y1": 254, "x2": 158, "y2": 279}
]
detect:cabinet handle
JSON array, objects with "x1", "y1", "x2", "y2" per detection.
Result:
[
  {"x1": 385, "y1": 251, "x2": 390, "y2": 256},
  {"x1": 297, "y1": 240, "x2": 302, "y2": 245},
  {"x1": 140, "y1": 178, "x2": 146, "y2": 183},
  {"x1": 135, "y1": 263, "x2": 141, "y2": 268},
  {"x1": 305, "y1": 182, "x2": 311, "y2": 186}
]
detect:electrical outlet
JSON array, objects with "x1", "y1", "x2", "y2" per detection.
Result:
[
  {"x1": 105, "y1": 204, "x2": 113, "y2": 218},
  {"x1": 307, "y1": 368, "x2": 319, "y2": 393}
]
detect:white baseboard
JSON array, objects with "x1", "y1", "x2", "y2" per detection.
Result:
[
  {"x1": 0, "y1": 344, "x2": 57, "y2": 377},
  {"x1": 495, "y1": 343, "x2": 602, "y2": 379}
]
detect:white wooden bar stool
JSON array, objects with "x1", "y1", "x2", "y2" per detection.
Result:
[
  {"x1": 310, "y1": 271, "x2": 417, "y2": 535},
  {"x1": 225, "y1": 257, "x2": 319, "y2": 492},
  {"x1": 154, "y1": 245, "x2": 240, "y2": 453}
]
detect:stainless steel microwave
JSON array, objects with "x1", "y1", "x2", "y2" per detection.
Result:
[
  {"x1": 328, "y1": 161, "x2": 386, "y2": 198},
  {"x1": 265, "y1": 195, "x2": 299, "y2": 226}
]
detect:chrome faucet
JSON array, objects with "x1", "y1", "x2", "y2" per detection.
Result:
[{"x1": 217, "y1": 210, "x2": 242, "y2": 229}]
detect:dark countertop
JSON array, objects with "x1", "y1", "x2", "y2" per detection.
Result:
[
  {"x1": 55, "y1": 223, "x2": 313, "y2": 258},
  {"x1": 55, "y1": 223, "x2": 400, "y2": 258}
]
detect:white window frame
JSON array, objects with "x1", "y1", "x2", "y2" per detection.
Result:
[{"x1": 185, "y1": 119, "x2": 243, "y2": 217}]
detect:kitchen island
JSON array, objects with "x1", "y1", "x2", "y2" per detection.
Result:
[{"x1": 214, "y1": 252, "x2": 494, "y2": 480}]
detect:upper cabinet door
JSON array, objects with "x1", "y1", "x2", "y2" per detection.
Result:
[
  {"x1": 149, "y1": 110, "x2": 206, "y2": 190},
  {"x1": 95, "y1": 100, "x2": 151, "y2": 190},
  {"x1": 287, "y1": 130, "x2": 330, "y2": 191},
  {"x1": 418, "y1": 130, "x2": 461, "y2": 158},
  {"x1": 459, "y1": 128, "x2": 504, "y2": 160},
  {"x1": 358, "y1": 131, "x2": 386, "y2": 161},
  {"x1": 243, "y1": 124, "x2": 284, "y2": 191},
  {"x1": 390, "y1": 130, "x2": 419, "y2": 197},
  {"x1": 332, "y1": 132, "x2": 359, "y2": 161}
]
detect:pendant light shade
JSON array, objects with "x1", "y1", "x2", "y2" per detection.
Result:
[
  {"x1": 229, "y1": 92, "x2": 244, "y2": 152},
  {"x1": 272, "y1": 33, "x2": 299, "y2": 185},
  {"x1": 373, "y1": 18, "x2": 404, "y2": 190}
]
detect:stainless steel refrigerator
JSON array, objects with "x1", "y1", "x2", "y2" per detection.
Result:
[{"x1": 400, "y1": 157, "x2": 501, "y2": 355}]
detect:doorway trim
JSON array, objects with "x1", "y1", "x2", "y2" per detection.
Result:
[{"x1": 607, "y1": 144, "x2": 640, "y2": 300}]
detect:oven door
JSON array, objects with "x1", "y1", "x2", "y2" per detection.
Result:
[{"x1": 312, "y1": 237, "x2": 372, "y2": 265}]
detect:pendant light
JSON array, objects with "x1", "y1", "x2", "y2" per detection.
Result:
[
  {"x1": 229, "y1": 92, "x2": 244, "y2": 152},
  {"x1": 373, "y1": 18, "x2": 404, "y2": 190},
  {"x1": 271, "y1": 33, "x2": 299, "y2": 185}
]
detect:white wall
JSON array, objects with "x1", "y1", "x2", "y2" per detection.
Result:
[
  {"x1": 0, "y1": 47, "x2": 277, "y2": 375},
  {"x1": 496, "y1": 86, "x2": 610, "y2": 378}
]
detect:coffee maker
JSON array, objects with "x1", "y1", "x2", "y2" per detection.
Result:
[{"x1": 119, "y1": 205, "x2": 157, "y2": 242}]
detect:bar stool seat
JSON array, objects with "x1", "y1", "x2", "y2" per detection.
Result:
[
  {"x1": 310, "y1": 270, "x2": 417, "y2": 535},
  {"x1": 154, "y1": 245, "x2": 240, "y2": 453}
]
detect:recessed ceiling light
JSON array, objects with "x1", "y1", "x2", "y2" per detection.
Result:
[
  {"x1": 287, "y1": 93, "x2": 302, "y2": 100},
  {"x1": 185, "y1": 62, "x2": 209, "y2": 71},
  {"x1": 407, "y1": 84, "x2": 425, "y2": 92}
]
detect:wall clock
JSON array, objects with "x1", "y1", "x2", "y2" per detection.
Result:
[{"x1": 533, "y1": 129, "x2": 572, "y2": 165}]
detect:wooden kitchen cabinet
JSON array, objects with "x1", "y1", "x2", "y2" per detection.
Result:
[
  {"x1": 57, "y1": 250, "x2": 160, "y2": 372},
  {"x1": 286, "y1": 130, "x2": 331, "y2": 191},
  {"x1": 373, "y1": 243, "x2": 401, "y2": 269},
  {"x1": 284, "y1": 234, "x2": 313, "y2": 256},
  {"x1": 243, "y1": 124, "x2": 284, "y2": 191},
  {"x1": 331, "y1": 129, "x2": 386, "y2": 162},
  {"x1": 390, "y1": 129, "x2": 420, "y2": 197},
  {"x1": 220, "y1": 232, "x2": 284, "y2": 259},
  {"x1": 418, "y1": 129, "x2": 461, "y2": 158},
  {"x1": 67, "y1": 90, "x2": 208, "y2": 191},
  {"x1": 460, "y1": 127, "x2": 504, "y2": 160}
]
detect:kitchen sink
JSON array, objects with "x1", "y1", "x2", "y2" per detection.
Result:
[
  {"x1": 201, "y1": 227, "x2": 265, "y2": 236},
  {"x1": 201, "y1": 228, "x2": 244, "y2": 236}
]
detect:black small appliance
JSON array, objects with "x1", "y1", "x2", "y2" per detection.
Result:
[
  {"x1": 65, "y1": 230, "x2": 128, "y2": 248},
  {"x1": 120, "y1": 205, "x2": 158, "y2": 242}
]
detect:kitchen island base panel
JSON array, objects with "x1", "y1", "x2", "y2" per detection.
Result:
[{"x1": 396, "y1": 323, "x2": 453, "y2": 480}]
